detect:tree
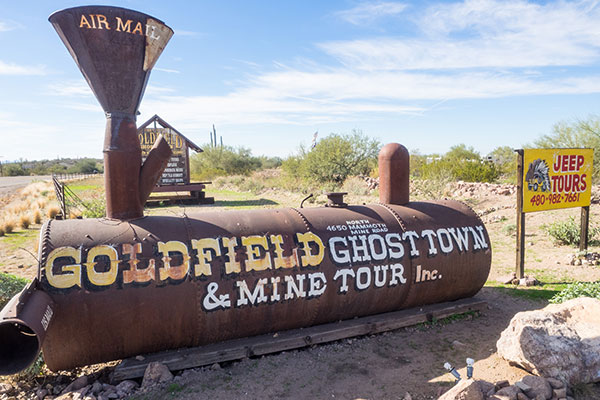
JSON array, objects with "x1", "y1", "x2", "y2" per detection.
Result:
[
  {"x1": 533, "y1": 116, "x2": 600, "y2": 181},
  {"x1": 190, "y1": 145, "x2": 262, "y2": 180},
  {"x1": 489, "y1": 145, "x2": 517, "y2": 182},
  {"x1": 284, "y1": 130, "x2": 380, "y2": 183}
]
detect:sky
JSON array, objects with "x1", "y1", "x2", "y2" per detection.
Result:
[{"x1": 1, "y1": 0, "x2": 599, "y2": 162}]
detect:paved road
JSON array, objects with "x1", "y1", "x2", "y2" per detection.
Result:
[{"x1": 0, "y1": 175, "x2": 52, "y2": 195}]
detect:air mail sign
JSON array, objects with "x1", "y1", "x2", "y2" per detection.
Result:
[{"x1": 522, "y1": 148, "x2": 593, "y2": 213}]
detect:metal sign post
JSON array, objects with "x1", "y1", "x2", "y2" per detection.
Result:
[{"x1": 515, "y1": 150, "x2": 525, "y2": 278}]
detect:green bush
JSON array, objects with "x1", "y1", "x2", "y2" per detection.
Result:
[
  {"x1": 283, "y1": 130, "x2": 380, "y2": 184},
  {"x1": 82, "y1": 197, "x2": 106, "y2": 218},
  {"x1": 0, "y1": 273, "x2": 29, "y2": 309},
  {"x1": 412, "y1": 144, "x2": 499, "y2": 183},
  {"x1": 549, "y1": 281, "x2": 600, "y2": 303},
  {"x1": 191, "y1": 145, "x2": 262, "y2": 180},
  {"x1": 544, "y1": 217, "x2": 600, "y2": 246},
  {"x1": 533, "y1": 116, "x2": 600, "y2": 182}
]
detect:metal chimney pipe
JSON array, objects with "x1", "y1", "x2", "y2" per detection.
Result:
[{"x1": 378, "y1": 143, "x2": 410, "y2": 205}]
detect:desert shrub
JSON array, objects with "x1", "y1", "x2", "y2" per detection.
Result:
[
  {"x1": 47, "y1": 206, "x2": 60, "y2": 219},
  {"x1": 503, "y1": 223, "x2": 516, "y2": 236},
  {"x1": 67, "y1": 158, "x2": 101, "y2": 174},
  {"x1": 191, "y1": 145, "x2": 262, "y2": 180},
  {"x1": 2, "y1": 220, "x2": 15, "y2": 233},
  {"x1": 342, "y1": 176, "x2": 371, "y2": 196},
  {"x1": 283, "y1": 130, "x2": 380, "y2": 184},
  {"x1": 0, "y1": 272, "x2": 29, "y2": 309},
  {"x1": 549, "y1": 281, "x2": 600, "y2": 304},
  {"x1": 33, "y1": 210, "x2": 42, "y2": 224},
  {"x1": 544, "y1": 217, "x2": 600, "y2": 246},
  {"x1": 4, "y1": 164, "x2": 26, "y2": 176},
  {"x1": 19, "y1": 215, "x2": 31, "y2": 229},
  {"x1": 488, "y1": 145, "x2": 517, "y2": 183},
  {"x1": 82, "y1": 198, "x2": 105, "y2": 218},
  {"x1": 0, "y1": 226, "x2": 4, "y2": 236}
]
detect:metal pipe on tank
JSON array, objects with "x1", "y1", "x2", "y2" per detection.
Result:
[{"x1": 379, "y1": 143, "x2": 410, "y2": 205}]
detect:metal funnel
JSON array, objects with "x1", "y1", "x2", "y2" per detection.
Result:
[
  {"x1": 49, "y1": 6, "x2": 173, "y2": 114},
  {"x1": 49, "y1": 6, "x2": 174, "y2": 219}
]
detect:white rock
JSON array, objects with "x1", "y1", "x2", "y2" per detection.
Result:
[
  {"x1": 497, "y1": 297, "x2": 600, "y2": 385},
  {"x1": 438, "y1": 379, "x2": 484, "y2": 400}
]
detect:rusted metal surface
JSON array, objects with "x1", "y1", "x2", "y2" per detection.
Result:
[
  {"x1": 0, "y1": 282, "x2": 54, "y2": 374},
  {"x1": 0, "y1": 5, "x2": 492, "y2": 376},
  {"x1": 49, "y1": 6, "x2": 174, "y2": 219},
  {"x1": 36, "y1": 199, "x2": 490, "y2": 371},
  {"x1": 379, "y1": 143, "x2": 410, "y2": 205}
]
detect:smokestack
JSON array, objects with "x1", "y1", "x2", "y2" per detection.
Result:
[
  {"x1": 378, "y1": 143, "x2": 410, "y2": 205},
  {"x1": 49, "y1": 6, "x2": 174, "y2": 219}
]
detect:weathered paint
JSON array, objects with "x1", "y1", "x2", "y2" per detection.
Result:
[{"x1": 36, "y1": 200, "x2": 490, "y2": 371}]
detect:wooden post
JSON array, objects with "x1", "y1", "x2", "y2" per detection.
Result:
[
  {"x1": 515, "y1": 149, "x2": 525, "y2": 279},
  {"x1": 580, "y1": 205, "x2": 590, "y2": 252}
]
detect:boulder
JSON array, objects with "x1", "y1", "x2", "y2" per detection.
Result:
[
  {"x1": 437, "y1": 379, "x2": 484, "y2": 400},
  {"x1": 141, "y1": 362, "x2": 173, "y2": 388},
  {"x1": 497, "y1": 297, "x2": 600, "y2": 385}
]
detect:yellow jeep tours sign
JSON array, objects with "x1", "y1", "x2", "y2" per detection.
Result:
[{"x1": 523, "y1": 148, "x2": 593, "y2": 213}]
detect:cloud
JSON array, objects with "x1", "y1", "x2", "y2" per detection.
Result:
[
  {"x1": 336, "y1": 1, "x2": 408, "y2": 25},
  {"x1": 154, "y1": 67, "x2": 181, "y2": 74},
  {"x1": 46, "y1": 81, "x2": 93, "y2": 97},
  {"x1": 324, "y1": 0, "x2": 600, "y2": 70},
  {"x1": 0, "y1": 19, "x2": 21, "y2": 32},
  {"x1": 0, "y1": 60, "x2": 46, "y2": 75},
  {"x1": 174, "y1": 29, "x2": 202, "y2": 37}
]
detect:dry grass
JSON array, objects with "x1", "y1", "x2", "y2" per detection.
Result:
[
  {"x1": 2, "y1": 220, "x2": 15, "y2": 234},
  {"x1": 69, "y1": 210, "x2": 82, "y2": 219},
  {"x1": 32, "y1": 210, "x2": 42, "y2": 225},
  {"x1": 18, "y1": 215, "x2": 31, "y2": 229},
  {"x1": 36, "y1": 199, "x2": 47, "y2": 209},
  {"x1": 47, "y1": 206, "x2": 60, "y2": 219}
]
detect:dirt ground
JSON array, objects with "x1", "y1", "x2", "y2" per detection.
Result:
[{"x1": 1, "y1": 179, "x2": 600, "y2": 399}]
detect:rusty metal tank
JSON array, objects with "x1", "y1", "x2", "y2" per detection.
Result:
[
  {"x1": 0, "y1": 6, "x2": 492, "y2": 375},
  {"x1": 38, "y1": 196, "x2": 489, "y2": 371}
]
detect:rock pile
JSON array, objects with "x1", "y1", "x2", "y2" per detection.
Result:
[
  {"x1": 498, "y1": 272, "x2": 540, "y2": 287},
  {"x1": 438, "y1": 375, "x2": 571, "y2": 400},
  {"x1": 451, "y1": 181, "x2": 516, "y2": 198},
  {"x1": 566, "y1": 252, "x2": 600, "y2": 266}
]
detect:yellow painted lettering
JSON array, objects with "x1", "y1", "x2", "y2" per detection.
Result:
[
  {"x1": 191, "y1": 238, "x2": 220, "y2": 277},
  {"x1": 158, "y1": 241, "x2": 190, "y2": 280},
  {"x1": 132, "y1": 21, "x2": 143, "y2": 35},
  {"x1": 115, "y1": 17, "x2": 132, "y2": 33},
  {"x1": 96, "y1": 14, "x2": 110, "y2": 30},
  {"x1": 242, "y1": 235, "x2": 272, "y2": 271},
  {"x1": 85, "y1": 245, "x2": 119, "y2": 286},
  {"x1": 222, "y1": 237, "x2": 241, "y2": 274},
  {"x1": 270, "y1": 234, "x2": 298, "y2": 269},
  {"x1": 45, "y1": 247, "x2": 82, "y2": 289},
  {"x1": 122, "y1": 243, "x2": 155, "y2": 284},
  {"x1": 296, "y1": 232, "x2": 325, "y2": 267},
  {"x1": 79, "y1": 14, "x2": 92, "y2": 29}
]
